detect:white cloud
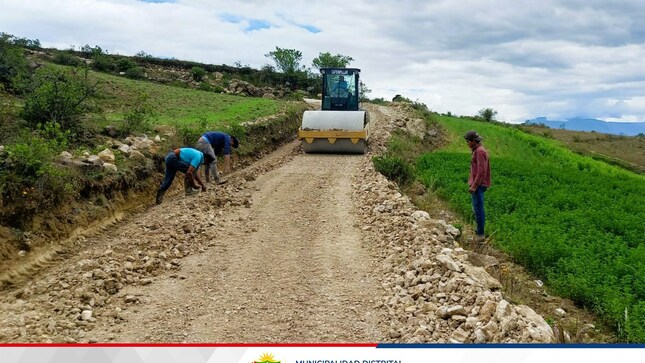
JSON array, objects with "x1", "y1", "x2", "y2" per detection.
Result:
[{"x1": 1, "y1": 0, "x2": 644, "y2": 123}]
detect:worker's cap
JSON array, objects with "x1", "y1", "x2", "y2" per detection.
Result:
[
  {"x1": 464, "y1": 130, "x2": 482, "y2": 142},
  {"x1": 231, "y1": 136, "x2": 239, "y2": 149}
]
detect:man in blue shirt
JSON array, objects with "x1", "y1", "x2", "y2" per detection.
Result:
[
  {"x1": 155, "y1": 147, "x2": 207, "y2": 205},
  {"x1": 195, "y1": 131, "x2": 239, "y2": 184}
]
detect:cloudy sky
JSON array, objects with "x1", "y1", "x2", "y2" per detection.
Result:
[{"x1": 2, "y1": 0, "x2": 644, "y2": 123}]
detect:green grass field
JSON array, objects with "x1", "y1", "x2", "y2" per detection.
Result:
[
  {"x1": 89, "y1": 70, "x2": 281, "y2": 129},
  {"x1": 519, "y1": 125, "x2": 645, "y2": 174},
  {"x1": 417, "y1": 116, "x2": 645, "y2": 341}
]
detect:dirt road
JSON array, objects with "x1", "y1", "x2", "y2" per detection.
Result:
[
  {"x1": 0, "y1": 103, "x2": 558, "y2": 344},
  {"x1": 93, "y1": 151, "x2": 384, "y2": 342},
  {"x1": 0, "y1": 104, "x2": 395, "y2": 343}
]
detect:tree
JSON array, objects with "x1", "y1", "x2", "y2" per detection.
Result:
[
  {"x1": 359, "y1": 81, "x2": 371, "y2": 101},
  {"x1": 0, "y1": 33, "x2": 31, "y2": 94},
  {"x1": 264, "y1": 47, "x2": 303, "y2": 74},
  {"x1": 0, "y1": 32, "x2": 40, "y2": 49},
  {"x1": 134, "y1": 51, "x2": 153, "y2": 59},
  {"x1": 478, "y1": 107, "x2": 497, "y2": 122},
  {"x1": 392, "y1": 94, "x2": 412, "y2": 103},
  {"x1": 311, "y1": 52, "x2": 354, "y2": 72}
]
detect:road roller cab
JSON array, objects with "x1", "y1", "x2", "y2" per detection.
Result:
[{"x1": 298, "y1": 68, "x2": 369, "y2": 154}]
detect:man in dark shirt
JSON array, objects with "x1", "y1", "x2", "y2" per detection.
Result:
[
  {"x1": 196, "y1": 131, "x2": 239, "y2": 184},
  {"x1": 464, "y1": 130, "x2": 491, "y2": 243}
]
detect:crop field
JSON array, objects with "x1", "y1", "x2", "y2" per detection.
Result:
[{"x1": 417, "y1": 116, "x2": 645, "y2": 341}]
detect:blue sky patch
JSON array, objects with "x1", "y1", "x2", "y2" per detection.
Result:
[
  {"x1": 220, "y1": 13, "x2": 244, "y2": 24},
  {"x1": 245, "y1": 19, "x2": 272, "y2": 32},
  {"x1": 220, "y1": 13, "x2": 272, "y2": 32},
  {"x1": 276, "y1": 13, "x2": 321, "y2": 33},
  {"x1": 138, "y1": 0, "x2": 175, "y2": 3},
  {"x1": 298, "y1": 24, "x2": 321, "y2": 33}
]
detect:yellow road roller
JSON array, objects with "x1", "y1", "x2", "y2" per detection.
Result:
[{"x1": 298, "y1": 68, "x2": 370, "y2": 154}]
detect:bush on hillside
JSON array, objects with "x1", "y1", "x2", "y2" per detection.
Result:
[
  {"x1": 122, "y1": 93, "x2": 154, "y2": 134},
  {"x1": 22, "y1": 67, "x2": 97, "y2": 132},
  {"x1": 116, "y1": 58, "x2": 137, "y2": 72},
  {"x1": 191, "y1": 66, "x2": 206, "y2": 82},
  {"x1": 368, "y1": 97, "x2": 389, "y2": 105},
  {"x1": 392, "y1": 94, "x2": 412, "y2": 103},
  {"x1": 125, "y1": 66, "x2": 145, "y2": 80},
  {"x1": 91, "y1": 54, "x2": 115, "y2": 72},
  {"x1": 52, "y1": 50, "x2": 83, "y2": 67},
  {"x1": 197, "y1": 82, "x2": 212, "y2": 92},
  {"x1": 0, "y1": 35, "x2": 31, "y2": 94},
  {"x1": 174, "y1": 118, "x2": 208, "y2": 145},
  {"x1": 0, "y1": 127, "x2": 76, "y2": 226}
]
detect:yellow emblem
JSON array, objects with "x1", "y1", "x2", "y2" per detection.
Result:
[{"x1": 254, "y1": 352, "x2": 280, "y2": 363}]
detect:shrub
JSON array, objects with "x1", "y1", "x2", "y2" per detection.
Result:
[
  {"x1": 91, "y1": 55, "x2": 115, "y2": 72},
  {"x1": 392, "y1": 94, "x2": 412, "y2": 103},
  {"x1": 191, "y1": 66, "x2": 206, "y2": 82},
  {"x1": 0, "y1": 128, "x2": 76, "y2": 226},
  {"x1": 116, "y1": 58, "x2": 137, "y2": 72},
  {"x1": 125, "y1": 66, "x2": 145, "y2": 80},
  {"x1": 0, "y1": 35, "x2": 31, "y2": 94},
  {"x1": 368, "y1": 97, "x2": 389, "y2": 105},
  {"x1": 21, "y1": 67, "x2": 96, "y2": 132},
  {"x1": 122, "y1": 93, "x2": 154, "y2": 134},
  {"x1": 373, "y1": 155, "x2": 414, "y2": 185},
  {"x1": 52, "y1": 51, "x2": 82, "y2": 66},
  {"x1": 224, "y1": 122, "x2": 247, "y2": 145},
  {"x1": 197, "y1": 82, "x2": 212, "y2": 92},
  {"x1": 37, "y1": 121, "x2": 71, "y2": 150},
  {"x1": 174, "y1": 117, "x2": 208, "y2": 145}
]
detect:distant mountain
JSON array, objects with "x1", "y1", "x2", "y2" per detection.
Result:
[{"x1": 524, "y1": 117, "x2": 645, "y2": 136}]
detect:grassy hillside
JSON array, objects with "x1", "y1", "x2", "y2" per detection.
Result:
[
  {"x1": 519, "y1": 125, "x2": 645, "y2": 174},
  {"x1": 416, "y1": 115, "x2": 645, "y2": 341},
  {"x1": 89, "y1": 69, "x2": 281, "y2": 129},
  {"x1": 0, "y1": 60, "x2": 306, "y2": 254}
]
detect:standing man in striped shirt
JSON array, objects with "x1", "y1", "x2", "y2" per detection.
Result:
[{"x1": 464, "y1": 130, "x2": 491, "y2": 244}]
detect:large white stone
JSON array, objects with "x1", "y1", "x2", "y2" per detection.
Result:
[
  {"x1": 494, "y1": 299, "x2": 513, "y2": 321},
  {"x1": 87, "y1": 155, "x2": 103, "y2": 165},
  {"x1": 102, "y1": 163, "x2": 117, "y2": 172},
  {"x1": 516, "y1": 305, "x2": 555, "y2": 342},
  {"x1": 98, "y1": 148, "x2": 115, "y2": 163},
  {"x1": 436, "y1": 254, "x2": 461, "y2": 272},
  {"x1": 411, "y1": 210, "x2": 430, "y2": 221},
  {"x1": 118, "y1": 144, "x2": 131, "y2": 154},
  {"x1": 464, "y1": 265, "x2": 502, "y2": 289},
  {"x1": 80, "y1": 310, "x2": 92, "y2": 321},
  {"x1": 129, "y1": 150, "x2": 145, "y2": 160}
]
